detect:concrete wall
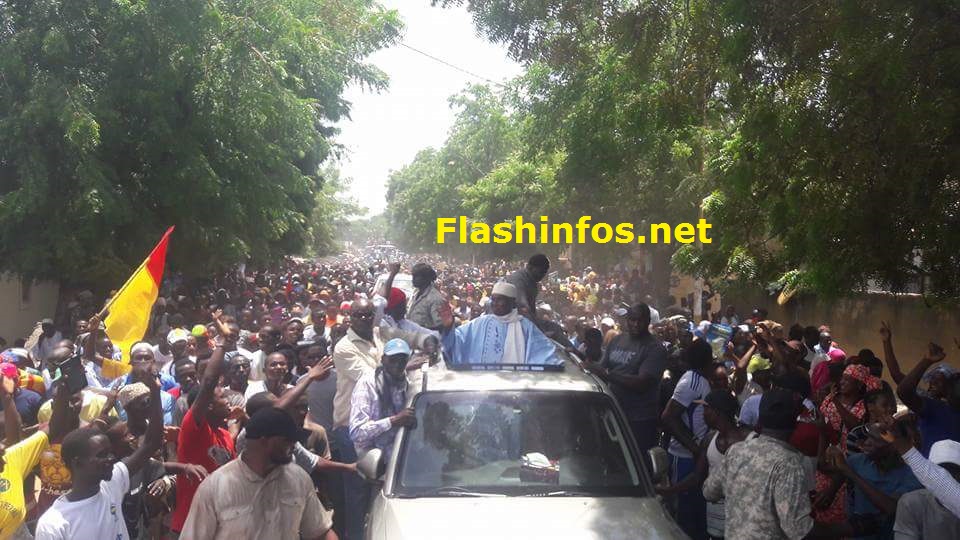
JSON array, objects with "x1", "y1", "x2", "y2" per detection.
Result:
[
  {"x1": 729, "y1": 291, "x2": 960, "y2": 384},
  {"x1": 0, "y1": 274, "x2": 60, "y2": 343}
]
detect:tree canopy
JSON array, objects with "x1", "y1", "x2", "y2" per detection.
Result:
[
  {"x1": 0, "y1": 0, "x2": 399, "y2": 285},
  {"x1": 391, "y1": 0, "x2": 960, "y2": 300}
]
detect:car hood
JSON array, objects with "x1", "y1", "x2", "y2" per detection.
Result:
[{"x1": 371, "y1": 496, "x2": 688, "y2": 540}]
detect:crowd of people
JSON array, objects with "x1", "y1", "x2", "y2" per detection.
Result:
[{"x1": 0, "y1": 251, "x2": 956, "y2": 539}]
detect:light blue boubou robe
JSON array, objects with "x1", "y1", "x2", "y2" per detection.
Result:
[{"x1": 442, "y1": 310, "x2": 561, "y2": 365}]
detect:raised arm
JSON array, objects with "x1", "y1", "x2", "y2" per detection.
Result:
[
  {"x1": 48, "y1": 383, "x2": 78, "y2": 443},
  {"x1": 731, "y1": 341, "x2": 757, "y2": 395},
  {"x1": 896, "y1": 343, "x2": 945, "y2": 413},
  {"x1": 83, "y1": 315, "x2": 99, "y2": 362},
  {"x1": 827, "y1": 446, "x2": 900, "y2": 516},
  {"x1": 275, "y1": 357, "x2": 333, "y2": 411},
  {"x1": 879, "y1": 322, "x2": 904, "y2": 384},
  {"x1": 378, "y1": 263, "x2": 400, "y2": 298},
  {"x1": 0, "y1": 375, "x2": 22, "y2": 444},
  {"x1": 122, "y1": 373, "x2": 163, "y2": 476},
  {"x1": 190, "y1": 311, "x2": 232, "y2": 423}
]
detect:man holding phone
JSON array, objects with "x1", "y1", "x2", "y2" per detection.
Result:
[
  {"x1": 35, "y1": 367, "x2": 164, "y2": 539},
  {"x1": 0, "y1": 366, "x2": 74, "y2": 538}
]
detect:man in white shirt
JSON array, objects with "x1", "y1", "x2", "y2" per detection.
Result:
[
  {"x1": 36, "y1": 375, "x2": 164, "y2": 540},
  {"x1": 30, "y1": 319, "x2": 62, "y2": 365},
  {"x1": 249, "y1": 324, "x2": 281, "y2": 382},
  {"x1": 182, "y1": 407, "x2": 334, "y2": 540},
  {"x1": 661, "y1": 339, "x2": 712, "y2": 539}
]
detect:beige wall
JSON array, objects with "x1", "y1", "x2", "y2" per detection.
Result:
[{"x1": 0, "y1": 274, "x2": 60, "y2": 343}]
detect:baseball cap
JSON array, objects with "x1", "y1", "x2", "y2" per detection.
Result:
[
  {"x1": 245, "y1": 407, "x2": 300, "y2": 441},
  {"x1": 759, "y1": 389, "x2": 798, "y2": 431},
  {"x1": 167, "y1": 328, "x2": 189, "y2": 345},
  {"x1": 929, "y1": 440, "x2": 960, "y2": 468},
  {"x1": 694, "y1": 389, "x2": 740, "y2": 420},
  {"x1": 383, "y1": 338, "x2": 411, "y2": 357},
  {"x1": 117, "y1": 382, "x2": 150, "y2": 408},
  {"x1": 747, "y1": 355, "x2": 772, "y2": 374},
  {"x1": 40, "y1": 318, "x2": 54, "y2": 326},
  {"x1": 600, "y1": 317, "x2": 615, "y2": 327}
]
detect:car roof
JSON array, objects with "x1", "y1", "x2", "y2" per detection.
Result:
[{"x1": 414, "y1": 348, "x2": 605, "y2": 394}]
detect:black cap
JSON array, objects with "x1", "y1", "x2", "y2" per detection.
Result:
[
  {"x1": 245, "y1": 407, "x2": 300, "y2": 441},
  {"x1": 759, "y1": 389, "x2": 798, "y2": 431},
  {"x1": 697, "y1": 390, "x2": 740, "y2": 420}
]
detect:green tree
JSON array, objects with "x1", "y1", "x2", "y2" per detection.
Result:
[
  {"x1": 0, "y1": 0, "x2": 399, "y2": 285},
  {"x1": 386, "y1": 85, "x2": 522, "y2": 255},
  {"x1": 307, "y1": 163, "x2": 365, "y2": 256},
  {"x1": 435, "y1": 0, "x2": 960, "y2": 301}
]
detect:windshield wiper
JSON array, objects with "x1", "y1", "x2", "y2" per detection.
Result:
[
  {"x1": 523, "y1": 489, "x2": 594, "y2": 497},
  {"x1": 407, "y1": 486, "x2": 507, "y2": 498}
]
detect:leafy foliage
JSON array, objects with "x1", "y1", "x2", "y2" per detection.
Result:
[
  {"x1": 419, "y1": 0, "x2": 960, "y2": 300},
  {"x1": 0, "y1": 0, "x2": 399, "y2": 284},
  {"x1": 306, "y1": 163, "x2": 365, "y2": 257}
]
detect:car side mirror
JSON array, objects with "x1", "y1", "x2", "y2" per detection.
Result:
[
  {"x1": 647, "y1": 447, "x2": 669, "y2": 484},
  {"x1": 357, "y1": 448, "x2": 384, "y2": 481}
]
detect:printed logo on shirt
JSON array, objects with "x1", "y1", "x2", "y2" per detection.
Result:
[
  {"x1": 0, "y1": 479, "x2": 9, "y2": 493},
  {"x1": 606, "y1": 349, "x2": 638, "y2": 367}
]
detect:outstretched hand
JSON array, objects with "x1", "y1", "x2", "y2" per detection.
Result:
[
  {"x1": 879, "y1": 321, "x2": 892, "y2": 342},
  {"x1": 307, "y1": 356, "x2": 334, "y2": 382},
  {"x1": 923, "y1": 342, "x2": 946, "y2": 364}
]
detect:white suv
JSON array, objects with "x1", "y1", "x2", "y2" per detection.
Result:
[{"x1": 358, "y1": 351, "x2": 687, "y2": 539}]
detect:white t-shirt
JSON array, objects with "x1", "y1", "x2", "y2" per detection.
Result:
[
  {"x1": 667, "y1": 370, "x2": 711, "y2": 458},
  {"x1": 249, "y1": 350, "x2": 268, "y2": 382},
  {"x1": 36, "y1": 462, "x2": 131, "y2": 540},
  {"x1": 153, "y1": 345, "x2": 175, "y2": 376},
  {"x1": 244, "y1": 380, "x2": 293, "y2": 400}
]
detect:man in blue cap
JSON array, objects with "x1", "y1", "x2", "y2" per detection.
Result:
[{"x1": 348, "y1": 338, "x2": 415, "y2": 457}]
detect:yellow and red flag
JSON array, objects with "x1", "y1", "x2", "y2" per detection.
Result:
[{"x1": 103, "y1": 226, "x2": 174, "y2": 376}]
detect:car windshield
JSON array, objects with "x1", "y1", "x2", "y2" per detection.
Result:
[{"x1": 394, "y1": 390, "x2": 649, "y2": 497}]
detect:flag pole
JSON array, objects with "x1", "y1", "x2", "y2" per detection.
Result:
[
  {"x1": 96, "y1": 258, "x2": 150, "y2": 320},
  {"x1": 96, "y1": 226, "x2": 175, "y2": 320}
]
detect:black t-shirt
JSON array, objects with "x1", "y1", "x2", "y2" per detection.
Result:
[{"x1": 601, "y1": 333, "x2": 668, "y2": 421}]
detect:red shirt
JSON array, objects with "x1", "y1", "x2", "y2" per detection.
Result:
[{"x1": 171, "y1": 406, "x2": 235, "y2": 531}]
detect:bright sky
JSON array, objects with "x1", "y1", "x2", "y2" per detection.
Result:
[{"x1": 336, "y1": 1, "x2": 523, "y2": 217}]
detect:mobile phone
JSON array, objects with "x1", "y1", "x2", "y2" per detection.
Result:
[{"x1": 52, "y1": 353, "x2": 88, "y2": 395}]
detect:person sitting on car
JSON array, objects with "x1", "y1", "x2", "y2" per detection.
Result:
[{"x1": 440, "y1": 282, "x2": 560, "y2": 366}]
